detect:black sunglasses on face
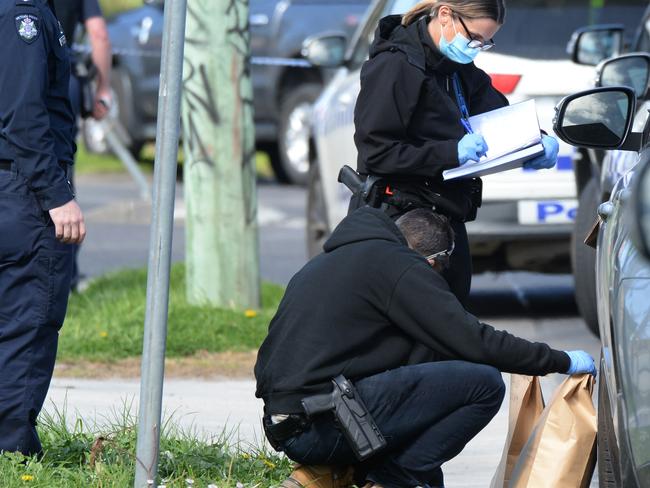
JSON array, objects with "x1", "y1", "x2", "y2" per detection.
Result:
[{"x1": 456, "y1": 16, "x2": 495, "y2": 51}]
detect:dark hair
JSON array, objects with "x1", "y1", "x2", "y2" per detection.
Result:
[
  {"x1": 401, "y1": 0, "x2": 506, "y2": 26},
  {"x1": 395, "y1": 208, "x2": 455, "y2": 258}
]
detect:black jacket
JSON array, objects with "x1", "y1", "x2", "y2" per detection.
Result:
[
  {"x1": 254, "y1": 208, "x2": 570, "y2": 414},
  {"x1": 353, "y1": 15, "x2": 508, "y2": 217}
]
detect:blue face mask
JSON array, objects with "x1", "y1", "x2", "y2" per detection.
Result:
[{"x1": 439, "y1": 19, "x2": 479, "y2": 64}]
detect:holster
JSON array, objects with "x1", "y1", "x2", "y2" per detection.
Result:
[
  {"x1": 72, "y1": 57, "x2": 97, "y2": 119},
  {"x1": 339, "y1": 165, "x2": 384, "y2": 214},
  {"x1": 301, "y1": 375, "x2": 386, "y2": 461}
]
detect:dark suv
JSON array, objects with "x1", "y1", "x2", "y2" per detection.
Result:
[{"x1": 97, "y1": 0, "x2": 369, "y2": 184}]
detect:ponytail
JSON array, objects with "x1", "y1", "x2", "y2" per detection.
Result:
[{"x1": 401, "y1": 1, "x2": 437, "y2": 26}]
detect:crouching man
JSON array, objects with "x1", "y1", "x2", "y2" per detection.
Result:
[{"x1": 254, "y1": 207, "x2": 595, "y2": 488}]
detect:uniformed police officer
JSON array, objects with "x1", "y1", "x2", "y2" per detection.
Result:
[{"x1": 0, "y1": 0, "x2": 85, "y2": 455}]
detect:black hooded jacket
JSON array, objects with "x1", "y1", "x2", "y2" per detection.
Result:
[
  {"x1": 254, "y1": 208, "x2": 570, "y2": 414},
  {"x1": 353, "y1": 15, "x2": 509, "y2": 217}
]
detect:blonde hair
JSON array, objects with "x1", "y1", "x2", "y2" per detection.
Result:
[{"x1": 401, "y1": 0, "x2": 506, "y2": 26}]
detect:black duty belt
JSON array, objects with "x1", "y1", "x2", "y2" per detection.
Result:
[{"x1": 262, "y1": 414, "x2": 310, "y2": 451}]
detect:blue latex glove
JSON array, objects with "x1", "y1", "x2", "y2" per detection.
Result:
[
  {"x1": 524, "y1": 134, "x2": 559, "y2": 170},
  {"x1": 457, "y1": 133, "x2": 488, "y2": 165},
  {"x1": 565, "y1": 350, "x2": 597, "y2": 376}
]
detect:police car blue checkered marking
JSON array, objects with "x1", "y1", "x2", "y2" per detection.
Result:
[
  {"x1": 556, "y1": 156, "x2": 572, "y2": 171},
  {"x1": 522, "y1": 155, "x2": 572, "y2": 172}
]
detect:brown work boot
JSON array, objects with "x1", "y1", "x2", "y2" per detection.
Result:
[{"x1": 279, "y1": 464, "x2": 355, "y2": 488}]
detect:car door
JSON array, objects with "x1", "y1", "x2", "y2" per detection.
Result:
[
  {"x1": 609, "y1": 149, "x2": 650, "y2": 486},
  {"x1": 596, "y1": 93, "x2": 650, "y2": 484}
]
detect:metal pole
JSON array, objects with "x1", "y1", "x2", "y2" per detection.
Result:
[
  {"x1": 133, "y1": 0, "x2": 186, "y2": 485},
  {"x1": 104, "y1": 125, "x2": 151, "y2": 201}
]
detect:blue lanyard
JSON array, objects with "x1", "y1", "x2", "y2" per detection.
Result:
[{"x1": 451, "y1": 73, "x2": 473, "y2": 133}]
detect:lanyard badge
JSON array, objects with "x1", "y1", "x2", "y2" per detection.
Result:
[{"x1": 452, "y1": 73, "x2": 473, "y2": 134}]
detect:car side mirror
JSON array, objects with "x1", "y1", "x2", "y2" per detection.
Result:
[
  {"x1": 597, "y1": 53, "x2": 650, "y2": 99},
  {"x1": 567, "y1": 25, "x2": 624, "y2": 66},
  {"x1": 302, "y1": 33, "x2": 347, "y2": 68},
  {"x1": 631, "y1": 157, "x2": 650, "y2": 260},
  {"x1": 553, "y1": 86, "x2": 639, "y2": 151}
]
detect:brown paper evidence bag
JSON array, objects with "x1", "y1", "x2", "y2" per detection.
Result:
[{"x1": 490, "y1": 374, "x2": 597, "y2": 488}]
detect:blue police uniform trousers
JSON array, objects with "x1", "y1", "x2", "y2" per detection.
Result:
[{"x1": 0, "y1": 165, "x2": 74, "y2": 455}]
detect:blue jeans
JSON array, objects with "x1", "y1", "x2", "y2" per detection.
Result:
[{"x1": 280, "y1": 361, "x2": 505, "y2": 488}]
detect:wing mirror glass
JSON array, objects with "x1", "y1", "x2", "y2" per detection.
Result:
[
  {"x1": 631, "y1": 157, "x2": 650, "y2": 260},
  {"x1": 567, "y1": 25, "x2": 624, "y2": 66},
  {"x1": 598, "y1": 54, "x2": 650, "y2": 99},
  {"x1": 302, "y1": 33, "x2": 347, "y2": 68},
  {"x1": 553, "y1": 87, "x2": 636, "y2": 149}
]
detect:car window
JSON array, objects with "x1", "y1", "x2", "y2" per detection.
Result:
[
  {"x1": 496, "y1": 0, "x2": 646, "y2": 59},
  {"x1": 349, "y1": 0, "x2": 647, "y2": 67}
]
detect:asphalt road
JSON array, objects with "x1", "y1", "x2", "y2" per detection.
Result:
[
  {"x1": 76, "y1": 174, "x2": 307, "y2": 286},
  {"x1": 76, "y1": 172, "x2": 580, "y2": 315},
  {"x1": 61, "y1": 172, "x2": 601, "y2": 487}
]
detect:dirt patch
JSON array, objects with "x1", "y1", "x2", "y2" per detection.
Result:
[{"x1": 54, "y1": 350, "x2": 257, "y2": 379}]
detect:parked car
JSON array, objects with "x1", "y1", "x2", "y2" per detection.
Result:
[
  {"x1": 304, "y1": 0, "x2": 645, "y2": 274},
  {"x1": 568, "y1": 3, "x2": 650, "y2": 335},
  {"x1": 553, "y1": 79, "x2": 650, "y2": 487},
  {"x1": 86, "y1": 0, "x2": 370, "y2": 185}
]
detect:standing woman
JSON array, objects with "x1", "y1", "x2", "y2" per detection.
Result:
[{"x1": 354, "y1": 0, "x2": 559, "y2": 304}]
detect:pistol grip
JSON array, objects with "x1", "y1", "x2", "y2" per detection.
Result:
[{"x1": 301, "y1": 393, "x2": 333, "y2": 417}]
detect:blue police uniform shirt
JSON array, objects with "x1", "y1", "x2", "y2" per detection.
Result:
[{"x1": 0, "y1": 0, "x2": 75, "y2": 210}]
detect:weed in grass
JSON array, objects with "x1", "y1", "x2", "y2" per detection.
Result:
[{"x1": 0, "y1": 404, "x2": 292, "y2": 487}]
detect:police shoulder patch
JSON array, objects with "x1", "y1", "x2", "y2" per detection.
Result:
[{"x1": 15, "y1": 14, "x2": 40, "y2": 44}]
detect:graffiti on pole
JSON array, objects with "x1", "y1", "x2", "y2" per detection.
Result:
[{"x1": 182, "y1": 0, "x2": 256, "y2": 223}]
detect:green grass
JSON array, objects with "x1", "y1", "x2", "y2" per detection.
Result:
[
  {"x1": 58, "y1": 264, "x2": 284, "y2": 362},
  {"x1": 100, "y1": 0, "x2": 141, "y2": 18},
  {"x1": 75, "y1": 144, "x2": 127, "y2": 175},
  {"x1": 75, "y1": 142, "x2": 275, "y2": 181},
  {"x1": 0, "y1": 406, "x2": 292, "y2": 487}
]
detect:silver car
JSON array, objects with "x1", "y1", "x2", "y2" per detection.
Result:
[{"x1": 554, "y1": 74, "x2": 650, "y2": 487}]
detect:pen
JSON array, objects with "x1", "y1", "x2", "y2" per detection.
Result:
[{"x1": 460, "y1": 118, "x2": 473, "y2": 134}]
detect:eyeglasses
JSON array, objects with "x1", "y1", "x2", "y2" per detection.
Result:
[
  {"x1": 425, "y1": 240, "x2": 456, "y2": 263},
  {"x1": 457, "y1": 16, "x2": 495, "y2": 51}
]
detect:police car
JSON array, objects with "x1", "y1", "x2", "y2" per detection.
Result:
[{"x1": 306, "y1": 0, "x2": 645, "y2": 274}]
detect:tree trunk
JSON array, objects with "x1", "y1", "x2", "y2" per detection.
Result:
[{"x1": 181, "y1": 0, "x2": 260, "y2": 308}]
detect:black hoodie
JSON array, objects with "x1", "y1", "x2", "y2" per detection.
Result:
[
  {"x1": 254, "y1": 208, "x2": 570, "y2": 414},
  {"x1": 354, "y1": 16, "x2": 509, "y2": 219}
]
